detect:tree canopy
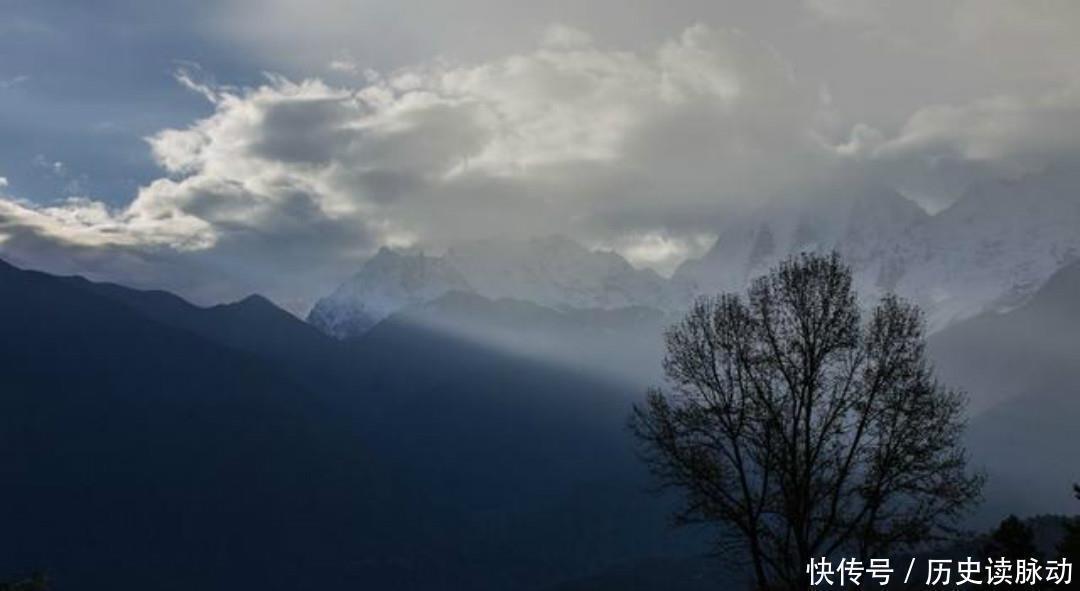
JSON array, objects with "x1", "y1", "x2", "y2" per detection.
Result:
[{"x1": 632, "y1": 252, "x2": 983, "y2": 590}]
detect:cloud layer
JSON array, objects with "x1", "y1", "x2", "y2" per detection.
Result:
[
  {"x1": 0, "y1": 25, "x2": 828, "y2": 305},
  {"x1": 2, "y1": 5, "x2": 1080, "y2": 310}
]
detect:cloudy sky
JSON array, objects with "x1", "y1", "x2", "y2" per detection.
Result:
[{"x1": 1, "y1": 0, "x2": 1079, "y2": 310}]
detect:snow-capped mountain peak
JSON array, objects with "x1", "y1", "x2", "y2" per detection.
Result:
[
  {"x1": 310, "y1": 169, "x2": 1080, "y2": 339},
  {"x1": 307, "y1": 248, "x2": 471, "y2": 338},
  {"x1": 671, "y1": 186, "x2": 929, "y2": 298},
  {"x1": 445, "y1": 234, "x2": 680, "y2": 311},
  {"x1": 308, "y1": 236, "x2": 682, "y2": 339},
  {"x1": 889, "y1": 166, "x2": 1080, "y2": 328}
]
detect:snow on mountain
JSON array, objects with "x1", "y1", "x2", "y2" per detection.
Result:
[
  {"x1": 889, "y1": 167, "x2": 1080, "y2": 328},
  {"x1": 671, "y1": 185, "x2": 929, "y2": 302},
  {"x1": 674, "y1": 169, "x2": 1080, "y2": 330},
  {"x1": 445, "y1": 235, "x2": 683, "y2": 311},
  {"x1": 307, "y1": 248, "x2": 471, "y2": 338},
  {"x1": 308, "y1": 236, "x2": 681, "y2": 339},
  {"x1": 310, "y1": 169, "x2": 1080, "y2": 339}
]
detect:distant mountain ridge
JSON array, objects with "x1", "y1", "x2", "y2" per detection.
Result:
[
  {"x1": 2, "y1": 250, "x2": 1078, "y2": 588},
  {"x1": 445, "y1": 236, "x2": 682, "y2": 311},
  {"x1": 674, "y1": 168, "x2": 1080, "y2": 329},
  {"x1": 308, "y1": 248, "x2": 471, "y2": 338},
  {"x1": 890, "y1": 167, "x2": 1080, "y2": 327},
  {"x1": 671, "y1": 185, "x2": 928, "y2": 304},
  {"x1": 0, "y1": 257, "x2": 699, "y2": 590},
  {"x1": 308, "y1": 235, "x2": 682, "y2": 339},
  {"x1": 929, "y1": 260, "x2": 1080, "y2": 521},
  {"x1": 310, "y1": 168, "x2": 1080, "y2": 339}
]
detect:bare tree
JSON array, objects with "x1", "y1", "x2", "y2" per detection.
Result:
[{"x1": 631, "y1": 252, "x2": 983, "y2": 590}]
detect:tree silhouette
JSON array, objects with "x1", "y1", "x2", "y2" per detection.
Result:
[
  {"x1": 631, "y1": 252, "x2": 983, "y2": 591},
  {"x1": 1057, "y1": 484, "x2": 1080, "y2": 588},
  {"x1": 0, "y1": 573, "x2": 48, "y2": 591},
  {"x1": 983, "y1": 515, "x2": 1039, "y2": 561}
]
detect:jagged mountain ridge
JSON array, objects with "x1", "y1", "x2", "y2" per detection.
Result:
[
  {"x1": 675, "y1": 169, "x2": 1080, "y2": 329},
  {"x1": 2, "y1": 249, "x2": 1078, "y2": 588},
  {"x1": 308, "y1": 235, "x2": 682, "y2": 339},
  {"x1": 308, "y1": 248, "x2": 472, "y2": 338},
  {"x1": 0, "y1": 257, "x2": 700, "y2": 590},
  {"x1": 446, "y1": 236, "x2": 683, "y2": 311},
  {"x1": 890, "y1": 166, "x2": 1080, "y2": 327},
  {"x1": 671, "y1": 185, "x2": 929, "y2": 299},
  {"x1": 929, "y1": 261, "x2": 1080, "y2": 520},
  {"x1": 310, "y1": 169, "x2": 1080, "y2": 339}
]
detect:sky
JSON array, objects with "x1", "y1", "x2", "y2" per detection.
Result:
[{"x1": 1, "y1": 0, "x2": 1079, "y2": 311}]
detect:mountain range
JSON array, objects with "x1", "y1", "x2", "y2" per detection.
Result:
[
  {"x1": 0, "y1": 258, "x2": 701, "y2": 590},
  {"x1": 1, "y1": 245, "x2": 1078, "y2": 587},
  {"x1": 309, "y1": 167, "x2": 1080, "y2": 338},
  {"x1": 308, "y1": 236, "x2": 681, "y2": 339},
  {"x1": 928, "y1": 260, "x2": 1080, "y2": 522},
  {"x1": 2, "y1": 167, "x2": 1078, "y2": 589},
  {"x1": 4, "y1": 254, "x2": 1079, "y2": 588}
]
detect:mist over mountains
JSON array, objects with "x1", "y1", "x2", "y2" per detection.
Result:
[
  {"x1": 1, "y1": 212, "x2": 1078, "y2": 587},
  {"x1": 308, "y1": 235, "x2": 681, "y2": 340},
  {"x1": 2, "y1": 246, "x2": 1079, "y2": 588},
  {"x1": 310, "y1": 167, "x2": 1080, "y2": 339},
  {"x1": 0, "y1": 258, "x2": 697, "y2": 589},
  {"x1": 4, "y1": 2, "x2": 1080, "y2": 589},
  {"x1": 4, "y1": 137, "x2": 1080, "y2": 591},
  {"x1": 296, "y1": 165, "x2": 1080, "y2": 529},
  {"x1": 929, "y1": 260, "x2": 1080, "y2": 522}
]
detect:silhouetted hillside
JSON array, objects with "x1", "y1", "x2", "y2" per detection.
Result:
[
  {"x1": 0, "y1": 259, "x2": 700, "y2": 590},
  {"x1": 930, "y1": 262, "x2": 1080, "y2": 522}
]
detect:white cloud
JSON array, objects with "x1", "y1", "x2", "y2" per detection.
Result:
[
  {"x1": 836, "y1": 85, "x2": 1080, "y2": 211},
  {"x1": 594, "y1": 230, "x2": 714, "y2": 276},
  {"x1": 541, "y1": 24, "x2": 593, "y2": 49},
  {"x1": 0, "y1": 75, "x2": 29, "y2": 89},
  {"x1": 880, "y1": 88, "x2": 1080, "y2": 166},
  {"x1": 3, "y1": 13, "x2": 1080, "y2": 308},
  {"x1": 173, "y1": 62, "x2": 222, "y2": 104},
  {"x1": 0, "y1": 24, "x2": 832, "y2": 306},
  {"x1": 804, "y1": 0, "x2": 1080, "y2": 84},
  {"x1": 804, "y1": 0, "x2": 886, "y2": 27},
  {"x1": 803, "y1": 1, "x2": 1080, "y2": 211}
]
